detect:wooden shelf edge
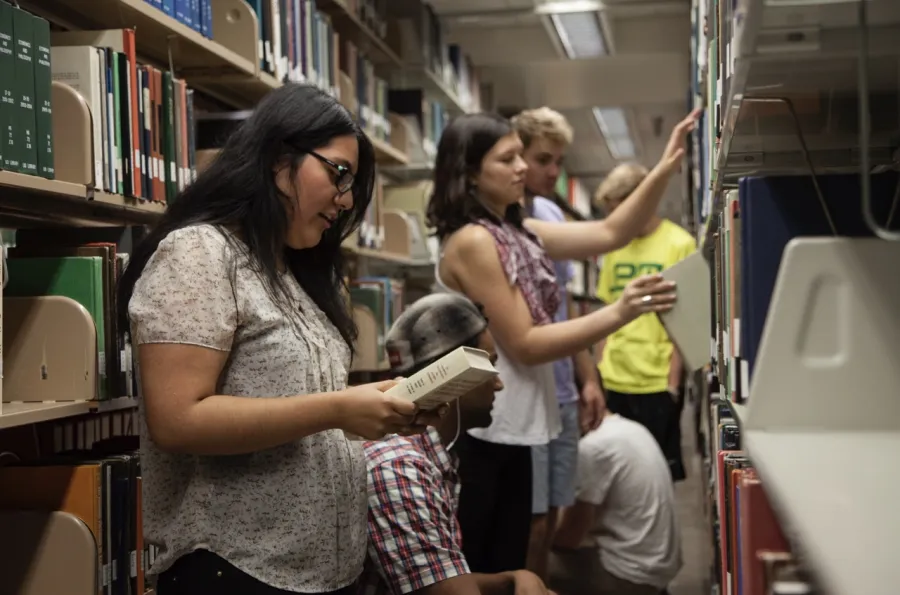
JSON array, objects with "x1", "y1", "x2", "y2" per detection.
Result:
[
  {"x1": 343, "y1": 245, "x2": 432, "y2": 266},
  {"x1": 316, "y1": 0, "x2": 402, "y2": 69},
  {"x1": 0, "y1": 171, "x2": 166, "y2": 225},
  {"x1": 0, "y1": 397, "x2": 138, "y2": 431},
  {"x1": 119, "y1": 0, "x2": 257, "y2": 75},
  {"x1": 0, "y1": 401, "x2": 92, "y2": 430},
  {"x1": 0, "y1": 170, "x2": 86, "y2": 199},
  {"x1": 91, "y1": 191, "x2": 167, "y2": 215},
  {"x1": 370, "y1": 136, "x2": 410, "y2": 166}
]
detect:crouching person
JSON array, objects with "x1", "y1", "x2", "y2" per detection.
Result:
[
  {"x1": 549, "y1": 411, "x2": 682, "y2": 595},
  {"x1": 358, "y1": 294, "x2": 551, "y2": 595}
]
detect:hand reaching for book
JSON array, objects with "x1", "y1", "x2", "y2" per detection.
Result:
[
  {"x1": 658, "y1": 108, "x2": 701, "y2": 174},
  {"x1": 337, "y1": 380, "x2": 422, "y2": 440},
  {"x1": 614, "y1": 274, "x2": 677, "y2": 322}
]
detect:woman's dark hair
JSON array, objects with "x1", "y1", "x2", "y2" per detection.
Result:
[
  {"x1": 117, "y1": 83, "x2": 375, "y2": 348},
  {"x1": 426, "y1": 112, "x2": 524, "y2": 240}
]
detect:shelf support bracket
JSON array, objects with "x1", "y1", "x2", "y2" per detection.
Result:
[{"x1": 857, "y1": 0, "x2": 900, "y2": 241}]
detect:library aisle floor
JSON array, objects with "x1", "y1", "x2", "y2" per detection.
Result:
[{"x1": 669, "y1": 407, "x2": 711, "y2": 595}]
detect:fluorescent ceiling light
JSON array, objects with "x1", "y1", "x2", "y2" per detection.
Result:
[
  {"x1": 550, "y1": 11, "x2": 607, "y2": 58},
  {"x1": 593, "y1": 107, "x2": 636, "y2": 159},
  {"x1": 535, "y1": 1, "x2": 604, "y2": 14}
]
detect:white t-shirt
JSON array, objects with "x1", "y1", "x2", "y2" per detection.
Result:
[{"x1": 576, "y1": 414, "x2": 683, "y2": 588}]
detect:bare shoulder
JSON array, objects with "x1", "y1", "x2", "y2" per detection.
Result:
[{"x1": 444, "y1": 223, "x2": 497, "y2": 259}]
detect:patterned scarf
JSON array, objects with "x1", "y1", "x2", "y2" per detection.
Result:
[{"x1": 476, "y1": 217, "x2": 560, "y2": 326}]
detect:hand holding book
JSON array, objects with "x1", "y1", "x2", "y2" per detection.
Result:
[
  {"x1": 336, "y1": 379, "x2": 420, "y2": 440},
  {"x1": 384, "y1": 347, "x2": 499, "y2": 411},
  {"x1": 342, "y1": 347, "x2": 498, "y2": 442}
]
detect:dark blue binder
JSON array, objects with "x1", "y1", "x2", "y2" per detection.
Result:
[{"x1": 739, "y1": 171, "x2": 900, "y2": 381}]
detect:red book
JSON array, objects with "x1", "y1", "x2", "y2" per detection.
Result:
[{"x1": 739, "y1": 471, "x2": 790, "y2": 595}]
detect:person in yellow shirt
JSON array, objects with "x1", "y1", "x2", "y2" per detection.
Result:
[{"x1": 593, "y1": 163, "x2": 696, "y2": 482}]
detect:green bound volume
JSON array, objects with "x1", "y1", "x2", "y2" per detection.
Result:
[
  {"x1": 0, "y1": 1, "x2": 17, "y2": 170},
  {"x1": 33, "y1": 14, "x2": 52, "y2": 179},
  {"x1": 12, "y1": 5, "x2": 36, "y2": 175},
  {"x1": 6, "y1": 256, "x2": 109, "y2": 400}
]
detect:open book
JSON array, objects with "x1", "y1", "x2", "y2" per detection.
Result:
[{"x1": 385, "y1": 346, "x2": 499, "y2": 411}]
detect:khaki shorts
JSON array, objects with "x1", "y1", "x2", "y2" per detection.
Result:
[{"x1": 548, "y1": 548, "x2": 664, "y2": 595}]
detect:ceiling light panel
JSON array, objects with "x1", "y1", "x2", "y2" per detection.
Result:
[
  {"x1": 593, "y1": 107, "x2": 636, "y2": 159},
  {"x1": 535, "y1": 1, "x2": 604, "y2": 14},
  {"x1": 550, "y1": 11, "x2": 607, "y2": 58}
]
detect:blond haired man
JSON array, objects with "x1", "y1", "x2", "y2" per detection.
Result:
[
  {"x1": 593, "y1": 163, "x2": 696, "y2": 482},
  {"x1": 512, "y1": 107, "x2": 606, "y2": 581}
]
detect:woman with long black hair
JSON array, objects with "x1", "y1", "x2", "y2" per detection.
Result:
[
  {"x1": 118, "y1": 84, "x2": 440, "y2": 595},
  {"x1": 427, "y1": 110, "x2": 698, "y2": 574}
]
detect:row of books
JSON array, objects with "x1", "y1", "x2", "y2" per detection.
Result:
[
  {"x1": 4, "y1": 227, "x2": 138, "y2": 403},
  {"x1": 0, "y1": 408, "x2": 155, "y2": 595},
  {"x1": 706, "y1": 400, "x2": 817, "y2": 595},
  {"x1": 708, "y1": 172, "x2": 900, "y2": 406},
  {"x1": 50, "y1": 27, "x2": 197, "y2": 203},
  {"x1": 388, "y1": 0, "x2": 481, "y2": 109},
  {"x1": 0, "y1": 221, "x2": 428, "y2": 400},
  {"x1": 51, "y1": 29, "x2": 196, "y2": 202},
  {"x1": 389, "y1": 88, "x2": 447, "y2": 161},
  {"x1": 343, "y1": 0, "x2": 389, "y2": 40},
  {"x1": 256, "y1": 0, "x2": 480, "y2": 114},
  {"x1": 0, "y1": 2, "x2": 54, "y2": 179},
  {"x1": 252, "y1": 0, "x2": 396, "y2": 146},
  {"x1": 142, "y1": 0, "x2": 214, "y2": 39},
  {"x1": 349, "y1": 276, "x2": 405, "y2": 371}
]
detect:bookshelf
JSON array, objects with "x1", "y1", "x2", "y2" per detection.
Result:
[
  {"x1": 0, "y1": 0, "x2": 480, "y2": 592},
  {"x1": 690, "y1": 0, "x2": 900, "y2": 594}
]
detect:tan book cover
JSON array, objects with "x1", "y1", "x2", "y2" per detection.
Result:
[
  {"x1": 658, "y1": 252, "x2": 712, "y2": 372},
  {"x1": 385, "y1": 346, "x2": 498, "y2": 411}
]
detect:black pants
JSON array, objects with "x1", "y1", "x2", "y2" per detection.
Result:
[
  {"x1": 156, "y1": 549, "x2": 356, "y2": 595},
  {"x1": 605, "y1": 390, "x2": 686, "y2": 482},
  {"x1": 455, "y1": 433, "x2": 533, "y2": 572}
]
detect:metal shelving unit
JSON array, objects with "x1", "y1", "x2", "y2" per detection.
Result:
[{"x1": 690, "y1": 1, "x2": 900, "y2": 593}]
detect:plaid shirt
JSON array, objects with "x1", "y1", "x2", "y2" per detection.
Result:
[{"x1": 358, "y1": 428, "x2": 469, "y2": 595}]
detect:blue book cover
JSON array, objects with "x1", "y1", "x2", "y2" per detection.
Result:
[
  {"x1": 200, "y1": 0, "x2": 211, "y2": 38},
  {"x1": 191, "y1": 0, "x2": 201, "y2": 33},
  {"x1": 162, "y1": 0, "x2": 174, "y2": 17},
  {"x1": 175, "y1": 0, "x2": 186, "y2": 25},
  {"x1": 739, "y1": 171, "x2": 900, "y2": 380}
]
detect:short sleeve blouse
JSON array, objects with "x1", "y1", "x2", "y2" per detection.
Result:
[{"x1": 129, "y1": 224, "x2": 365, "y2": 592}]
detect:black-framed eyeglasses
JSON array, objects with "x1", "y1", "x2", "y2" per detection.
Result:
[{"x1": 308, "y1": 150, "x2": 354, "y2": 194}]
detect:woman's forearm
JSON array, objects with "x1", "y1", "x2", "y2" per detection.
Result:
[
  {"x1": 150, "y1": 391, "x2": 345, "y2": 456},
  {"x1": 514, "y1": 304, "x2": 629, "y2": 366}
]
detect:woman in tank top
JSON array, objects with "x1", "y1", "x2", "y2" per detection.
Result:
[
  {"x1": 118, "y1": 84, "x2": 443, "y2": 595},
  {"x1": 427, "y1": 111, "x2": 698, "y2": 573}
]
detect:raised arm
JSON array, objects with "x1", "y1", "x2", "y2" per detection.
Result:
[
  {"x1": 524, "y1": 109, "x2": 701, "y2": 261},
  {"x1": 444, "y1": 226, "x2": 676, "y2": 367}
]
